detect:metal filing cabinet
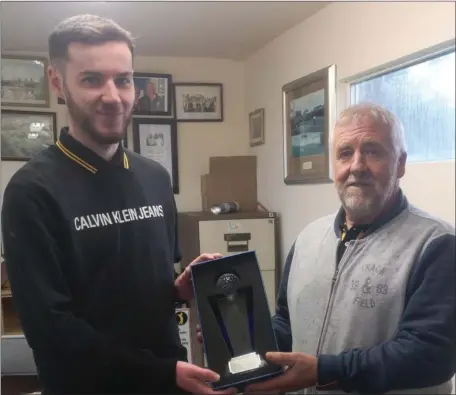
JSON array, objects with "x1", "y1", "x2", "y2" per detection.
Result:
[
  {"x1": 1, "y1": 247, "x2": 37, "y2": 377},
  {"x1": 177, "y1": 210, "x2": 281, "y2": 367},
  {"x1": 1, "y1": 335, "x2": 37, "y2": 375},
  {"x1": 1, "y1": 287, "x2": 38, "y2": 376}
]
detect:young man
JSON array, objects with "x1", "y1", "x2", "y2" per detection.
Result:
[
  {"x1": 245, "y1": 104, "x2": 455, "y2": 394},
  {"x1": 1, "y1": 14, "x2": 235, "y2": 395}
]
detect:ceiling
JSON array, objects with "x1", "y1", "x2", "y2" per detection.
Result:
[{"x1": 0, "y1": 1, "x2": 329, "y2": 60}]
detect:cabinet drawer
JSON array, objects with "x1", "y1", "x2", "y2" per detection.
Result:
[
  {"x1": 198, "y1": 218, "x2": 276, "y2": 271},
  {"x1": 1, "y1": 336, "x2": 37, "y2": 375}
]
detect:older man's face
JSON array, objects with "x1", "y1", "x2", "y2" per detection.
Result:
[{"x1": 333, "y1": 115, "x2": 406, "y2": 223}]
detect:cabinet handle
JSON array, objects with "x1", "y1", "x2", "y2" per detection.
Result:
[{"x1": 224, "y1": 233, "x2": 251, "y2": 252}]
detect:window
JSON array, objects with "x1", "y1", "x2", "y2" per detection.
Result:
[{"x1": 350, "y1": 49, "x2": 455, "y2": 163}]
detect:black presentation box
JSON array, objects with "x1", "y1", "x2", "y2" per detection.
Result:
[{"x1": 190, "y1": 250, "x2": 283, "y2": 391}]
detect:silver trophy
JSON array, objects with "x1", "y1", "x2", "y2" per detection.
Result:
[{"x1": 212, "y1": 272, "x2": 266, "y2": 375}]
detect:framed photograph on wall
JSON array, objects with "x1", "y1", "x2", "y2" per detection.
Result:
[
  {"x1": 282, "y1": 64, "x2": 336, "y2": 184},
  {"x1": 1, "y1": 110, "x2": 57, "y2": 161},
  {"x1": 249, "y1": 108, "x2": 265, "y2": 146},
  {"x1": 133, "y1": 72, "x2": 172, "y2": 116},
  {"x1": 1, "y1": 55, "x2": 50, "y2": 108},
  {"x1": 132, "y1": 118, "x2": 179, "y2": 194},
  {"x1": 173, "y1": 83, "x2": 223, "y2": 122}
]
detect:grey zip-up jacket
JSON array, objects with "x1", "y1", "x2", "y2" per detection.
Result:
[{"x1": 272, "y1": 191, "x2": 455, "y2": 394}]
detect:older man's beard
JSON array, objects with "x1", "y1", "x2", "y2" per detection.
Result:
[
  {"x1": 338, "y1": 186, "x2": 379, "y2": 222},
  {"x1": 337, "y1": 171, "x2": 396, "y2": 223},
  {"x1": 65, "y1": 90, "x2": 132, "y2": 145}
]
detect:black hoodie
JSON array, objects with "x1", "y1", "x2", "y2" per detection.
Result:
[{"x1": 1, "y1": 128, "x2": 187, "y2": 394}]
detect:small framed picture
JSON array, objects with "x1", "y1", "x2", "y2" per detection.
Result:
[
  {"x1": 249, "y1": 108, "x2": 265, "y2": 146},
  {"x1": 1, "y1": 110, "x2": 57, "y2": 161},
  {"x1": 133, "y1": 73, "x2": 172, "y2": 116},
  {"x1": 132, "y1": 118, "x2": 179, "y2": 194},
  {"x1": 1, "y1": 55, "x2": 50, "y2": 108},
  {"x1": 173, "y1": 83, "x2": 223, "y2": 122}
]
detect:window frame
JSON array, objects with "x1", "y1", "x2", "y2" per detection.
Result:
[
  {"x1": 339, "y1": 39, "x2": 456, "y2": 163},
  {"x1": 344, "y1": 39, "x2": 455, "y2": 87}
]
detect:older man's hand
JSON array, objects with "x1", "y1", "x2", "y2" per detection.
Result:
[{"x1": 244, "y1": 352, "x2": 318, "y2": 393}]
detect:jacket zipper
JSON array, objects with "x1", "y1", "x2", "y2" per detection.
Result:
[
  {"x1": 313, "y1": 228, "x2": 370, "y2": 394},
  {"x1": 311, "y1": 274, "x2": 338, "y2": 395},
  {"x1": 315, "y1": 240, "x2": 352, "y2": 356},
  {"x1": 330, "y1": 264, "x2": 340, "y2": 294}
]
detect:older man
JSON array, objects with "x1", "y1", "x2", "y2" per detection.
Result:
[{"x1": 246, "y1": 103, "x2": 455, "y2": 394}]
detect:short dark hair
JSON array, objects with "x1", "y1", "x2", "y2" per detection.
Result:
[{"x1": 48, "y1": 14, "x2": 135, "y2": 65}]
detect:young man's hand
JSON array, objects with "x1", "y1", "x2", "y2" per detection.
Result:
[
  {"x1": 176, "y1": 361, "x2": 237, "y2": 394},
  {"x1": 174, "y1": 253, "x2": 223, "y2": 300}
]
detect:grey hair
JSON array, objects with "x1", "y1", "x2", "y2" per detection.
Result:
[
  {"x1": 48, "y1": 14, "x2": 135, "y2": 66},
  {"x1": 331, "y1": 102, "x2": 407, "y2": 157}
]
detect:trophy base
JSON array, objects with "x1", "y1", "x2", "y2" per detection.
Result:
[{"x1": 227, "y1": 352, "x2": 266, "y2": 375}]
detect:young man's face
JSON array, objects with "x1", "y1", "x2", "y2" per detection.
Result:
[{"x1": 50, "y1": 41, "x2": 135, "y2": 145}]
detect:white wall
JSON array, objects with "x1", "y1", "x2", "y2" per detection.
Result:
[
  {"x1": 1, "y1": 53, "x2": 248, "y2": 213},
  {"x1": 2, "y1": 3, "x2": 454, "y2": 257},
  {"x1": 245, "y1": 2, "x2": 456, "y2": 264}
]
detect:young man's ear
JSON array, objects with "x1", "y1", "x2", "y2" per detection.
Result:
[{"x1": 47, "y1": 65, "x2": 65, "y2": 102}]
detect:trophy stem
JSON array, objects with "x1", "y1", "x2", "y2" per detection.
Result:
[{"x1": 209, "y1": 287, "x2": 254, "y2": 358}]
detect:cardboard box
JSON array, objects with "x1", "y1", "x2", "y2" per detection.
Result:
[
  {"x1": 201, "y1": 156, "x2": 257, "y2": 211},
  {"x1": 190, "y1": 251, "x2": 283, "y2": 391}
]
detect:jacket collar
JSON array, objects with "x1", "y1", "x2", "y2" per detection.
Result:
[
  {"x1": 334, "y1": 188, "x2": 408, "y2": 239},
  {"x1": 56, "y1": 127, "x2": 129, "y2": 174}
]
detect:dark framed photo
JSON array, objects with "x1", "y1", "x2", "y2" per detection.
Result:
[
  {"x1": 1, "y1": 55, "x2": 50, "y2": 108},
  {"x1": 1, "y1": 110, "x2": 57, "y2": 161},
  {"x1": 132, "y1": 118, "x2": 179, "y2": 194},
  {"x1": 133, "y1": 72, "x2": 172, "y2": 116},
  {"x1": 173, "y1": 83, "x2": 223, "y2": 122},
  {"x1": 282, "y1": 64, "x2": 336, "y2": 185}
]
